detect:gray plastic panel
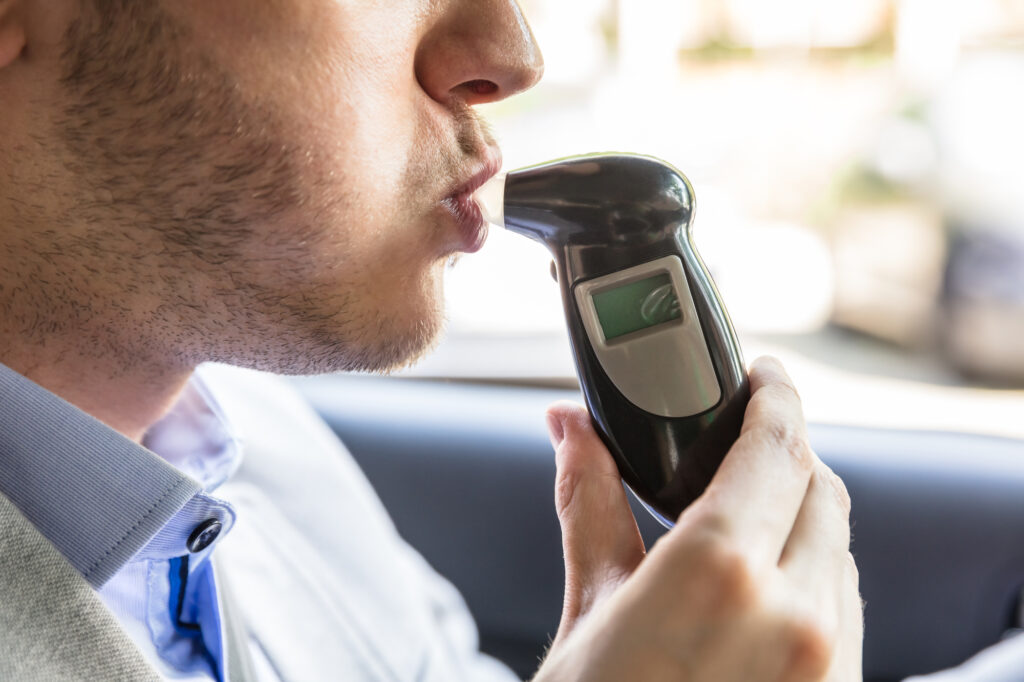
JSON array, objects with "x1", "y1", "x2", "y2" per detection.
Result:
[
  {"x1": 574, "y1": 255, "x2": 720, "y2": 417},
  {"x1": 295, "y1": 374, "x2": 1024, "y2": 682}
]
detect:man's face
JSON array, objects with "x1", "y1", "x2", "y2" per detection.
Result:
[{"x1": 13, "y1": 0, "x2": 541, "y2": 374}]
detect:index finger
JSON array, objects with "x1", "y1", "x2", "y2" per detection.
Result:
[{"x1": 683, "y1": 356, "x2": 816, "y2": 565}]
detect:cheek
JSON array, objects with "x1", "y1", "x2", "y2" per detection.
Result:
[
  {"x1": 287, "y1": 194, "x2": 444, "y2": 301},
  {"x1": 176, "y1": 0, "x2": 427, "y2": 171},
  {"x1": 240, "y1": 7, "x2": 436, "y2": 253},
  {"x1": 175, "y1": 0, "x2": 450, "y2": 291}
]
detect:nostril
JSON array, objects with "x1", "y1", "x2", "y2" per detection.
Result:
[{"x1": 464, "y1": 79, "x2": 498, "y2": 96}]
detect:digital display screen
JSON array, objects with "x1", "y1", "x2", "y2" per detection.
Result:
[{"x1": 591, "y1": 272, "x2": 682, "y2": 341}]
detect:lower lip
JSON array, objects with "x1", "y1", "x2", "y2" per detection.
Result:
[{"x1": 442, "y1": 192, "x2": 489, "y2": 254}]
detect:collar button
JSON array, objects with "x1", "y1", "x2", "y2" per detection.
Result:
[{"x1": 186, "y1": 519, "x2": 222, "y2": 553}]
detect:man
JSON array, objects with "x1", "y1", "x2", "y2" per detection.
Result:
[{"x1": 0, "y1": 1, "x2": 862, "y2": 680}]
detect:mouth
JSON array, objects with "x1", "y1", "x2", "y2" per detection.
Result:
[{"x1": 441, "y1": 151, "x2": 503, "y2": 254}]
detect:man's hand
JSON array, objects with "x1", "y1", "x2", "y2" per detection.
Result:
[{"x1": 534, "y1": 357, "x2": 862, "y2": 682}]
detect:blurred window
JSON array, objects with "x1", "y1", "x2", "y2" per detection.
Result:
[{"x1": 401, "y1": 0, "x2": 1024, "y2": 439}]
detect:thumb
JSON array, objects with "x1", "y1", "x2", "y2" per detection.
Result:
[{"x1": 547, "y1": 401, "x2": 645, "y2": 634}]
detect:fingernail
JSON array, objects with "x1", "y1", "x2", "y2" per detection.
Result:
[{"x1": 546, "y1": 412, "x2": 565, "y2": 451}]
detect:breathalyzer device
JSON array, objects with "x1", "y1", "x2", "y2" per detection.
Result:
[{"x1": 475, "y1": 153, "x2": 750, "y2": 527}]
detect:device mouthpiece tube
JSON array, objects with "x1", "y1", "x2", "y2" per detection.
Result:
[
  {"x1": 489, "y1": 153, "x2": 750, "y2": 527},
  {"x1": 473, "y1": 173, "x2": 506, "y2": 229}
]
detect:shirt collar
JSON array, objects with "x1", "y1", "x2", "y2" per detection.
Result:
[
  {"x1": 143, "y1": 369, "x2": 243, "y2": 492},
  {"x1": 0, "y1": 362, "x2": 240, "y2": 588}
]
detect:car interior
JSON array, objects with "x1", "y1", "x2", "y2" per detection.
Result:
[
  {"x1": 293, "y1": 3, "x2": 1024, "y2": 680},
  {"x1": 295, "y1": 373, "x2": 1024, "y2": 682}
]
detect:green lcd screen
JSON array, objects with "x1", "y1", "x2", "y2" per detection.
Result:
[{"x1": 591, "y1": 272, "x2": 682, "y2": 341}]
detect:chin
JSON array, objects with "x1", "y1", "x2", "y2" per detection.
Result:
[
  {"x1": 332, "y1": 266, "x2": 448, "y2": 375},
  {"x1": 235, "y1": 303, "x2": 444, "y2": 377},
  {"x1": 366, "y1": 301, "x2": 447, "y2": 374},
  {"x1": 380, "y1": 282, "x2": 447, "y2": 372},
  {"x1": 218, "y1": 256, "x2": 449, "y2": 377}
]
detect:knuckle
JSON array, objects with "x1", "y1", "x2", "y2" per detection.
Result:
[
  {"x1": 778, "y1": 618, "x2": 833, "y2": 679},
  {"x1": 762, "y1": 420, "x2": 815, "y2": 472},
  {"x1": 680, "y1": 531, "x2": 758, "y2": 615},
  {"x1": 678, "y1": 503, "x2": 731, "y2": 537},
  {"x1": 706, "y1": 555, "x2": 757, "y2": 615}
]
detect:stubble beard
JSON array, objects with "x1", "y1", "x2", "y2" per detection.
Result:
[{"x1": 44, "y1": 2, "x2": 448, "y2": 377}]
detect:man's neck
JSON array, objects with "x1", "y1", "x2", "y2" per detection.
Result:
[{"x1": 0, "y1": 340, "x2": 193, "y2": 444}]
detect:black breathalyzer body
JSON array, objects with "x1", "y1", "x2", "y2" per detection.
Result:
[{"x1": 498, "y1": 153, "x2": 750, "y2": 526}]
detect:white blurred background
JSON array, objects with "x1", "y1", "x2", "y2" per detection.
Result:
[{"x1": 404, "y1": 0, "x2": 1024, "y2": 439}]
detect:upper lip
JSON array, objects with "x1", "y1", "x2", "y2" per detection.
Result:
[{"x1": 448, "y1": 148, "x2": 503, "y2": 201}]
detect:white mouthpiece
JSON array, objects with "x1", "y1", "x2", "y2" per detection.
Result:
[{"x1": 473, "y1": 172, "x2": 506, "y2": 228}]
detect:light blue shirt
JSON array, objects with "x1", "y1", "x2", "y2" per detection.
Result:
[
  {"x1": 0, "y1": 361, "x2": 519, "y2": 681},
  {"x1": 0, "y1": 363, "x2": 240, "y2": 680},
  {"x1": 99, "y1": 372, "x2": 245, "y2": 681}
]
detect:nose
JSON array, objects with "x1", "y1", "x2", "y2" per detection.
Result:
[{"x1": 415, "y1": 0, "x2": 544, "y2": 107}]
